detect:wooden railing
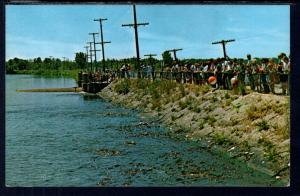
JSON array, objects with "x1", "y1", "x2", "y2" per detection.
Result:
[{"x1": 114, "y1": 70, "x2": 290, "y2": 95}]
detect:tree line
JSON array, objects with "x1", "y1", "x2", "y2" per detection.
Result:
[{"x1": 6, "y1": 51, "x2": 281, "y2": 74}]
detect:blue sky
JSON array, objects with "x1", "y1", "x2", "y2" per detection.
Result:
[{"x1": 6, "y1": 4, "x2": 290, "y2": 61}]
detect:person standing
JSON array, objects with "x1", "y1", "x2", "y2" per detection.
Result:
[
  {"x1": 236, "y1": 62, "x2": 246, "y2": 95},
  {"x1": 190, "y1": 63, "x2": 196, "y2": 84},
  {"x1": 151, "y1": 63, "x2": 155, "y2": 81},
  {"x1": 267, "y1": 59, "x2": 277, "y2": 94},
  {"x1": 278, "y1": 61, "x2": 289, "y2": 95},
  {"x1": 282, "y1": 56, "x2": 290, "y2": 95},
  {"x1": 215, "y1": 62, "x2": 223, "y2": 89},
  {"x1": 260, "y1": 59, "x2": 270, "y2": 93}
]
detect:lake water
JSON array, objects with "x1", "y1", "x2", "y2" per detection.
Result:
[{"x1": 5, "y1": 74, "x2": 283, "y2": 187}]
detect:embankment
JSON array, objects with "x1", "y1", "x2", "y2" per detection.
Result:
[{"x1": 98, "y1": 78, "x2": 290, "y2": 183}]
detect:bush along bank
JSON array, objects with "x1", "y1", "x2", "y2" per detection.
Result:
[
  {"x1": 10, "y1": 69, "x2": 80, "y2": 80},
  {"x1": 98, "y1": 78, "x2": 290, "y2": 184}
]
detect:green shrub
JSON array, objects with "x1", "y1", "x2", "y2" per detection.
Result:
[
  {"x1": 192, "y1": 107, "x2": 201, "y2": 113},
  {"x1": 240, "y1": 140, "x2": 251, "y2": 151},
  {"x1": 246, "y1": 105, "x2": 261, "y2": 120},
  {"x1": 212, "y1": 96, "x2": 218, "y2": 102},
  {"x1": 179, "y1": 101, "x2": 188, "y2": 110},
  {"x1": 224, "y1": 92, "x2": 230, "y2": 99},
  {"x1": 204, "y1": 115, "x2": 217, "y2": 125},
  {"x1": 256, "y1": 120, "x2": 269, "y2": 131},
  {"x1": 199, "y1": 122, "x2": 204, "y2": 130},
  {"x1": 213, "y1": 133, "x2": 232, "y2": 145},
  {"x1": 114, "y1": 79, "x2": 130, "y2": 94},
  {"x1": 202, "y1": 85, "x2": 210, "y2": 94},
  {"x1": 171, "y1": 115, "x2": 176, "y2": 121},
  {"x1": 136, "y1": 79, "x2": 149, "y2": 89},
  {"x1": 208, "y1": 116, "x2": 217, "y2": 125},
  {"x1": 273, "y1": 123, "x2": 289, "y2": 140},
  {"x1": 179, "y1": 84, "x2": 186, "y2": 97},
  {"x1": 258, "y1": 137, "x2": 277, "y2": 162}
]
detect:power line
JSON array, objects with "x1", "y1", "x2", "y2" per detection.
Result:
[
  {"x1": 84, "y1": 46, "x2": 89, "y2": 63},
  {"x1": 89, "y1": 32, "x2": 101, "y2": 71},
  {"x1": 165, "y1": 48, "x2": 183, "y2": 63},
  {"x1": 212, "y1": 39, "x2": 235, "y2": 59},
  {"x1": 122, "y1": 4, "x2": 149, "y2": 78},
  {"x1": 86, "y1": 41, "x2": 94, "y2": 71},
  {"x1": 94, "y1": 18, "x2": 111, "y2": 72},
  {"x1": 144, "y1": 54, "x2": 157, "y2": 65}
]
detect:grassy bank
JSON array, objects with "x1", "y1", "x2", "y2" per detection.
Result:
[
  {"x1": 12, "y1": 69, "x2": 80, "y2": 80},
  {"x1": 98, "y1": 78, "x2": 290, "y2": 183}
]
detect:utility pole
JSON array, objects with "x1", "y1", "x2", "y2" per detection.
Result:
[
  {"x1": 84, "y1": 46, "x2": 89, "y2": 64},
  {"x1": 87, "y1": 41, "x2": 94, "y2": 71},
  {"x1": 122, "y1": 4, "x2": 149, "y2": 78},
  {"x1": 165, "y1": 48, "x2": 183, "y2": 63},
  {"x1": 62, "y1": 56, "x2": 66, "y2": 71},
  {"x1": 94, "y1": 18, "x2": 111, "y2": 72},
  {"x1": 144, "y1": 54, "x2": 157, "y2": 65},
  {"x1": 89, "y1": 32, "x2": 101, "y2": 71},
  {"x1": 212, "y1": 39, "x2": 235, "y2": 59}
]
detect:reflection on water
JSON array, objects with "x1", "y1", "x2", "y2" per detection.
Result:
[{"x1": 5, "y1": 75, "x2": 282, "y2": 187}]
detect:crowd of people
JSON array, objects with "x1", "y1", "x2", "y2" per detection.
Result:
[{"x1": 117, "y1": 53, "x2": 290, "y2": 96}]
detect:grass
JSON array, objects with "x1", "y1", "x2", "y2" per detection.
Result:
[
  {"x1": 246, "y1": 105, "x2": 262, "y2": 120},
  {"x1": 240, "y1": 140, "x2": 251, "y2": 151},
  {"x1": 211, "y1": 96, "x2": 218, "y2": 102},
  {"x1": 213, "y1": 132, "x2": 233, "y2": 146},
  {"x1": 274, "y1": 107, "x2": 284, "y2": 114},
  {"x1": 258, "y1": 136, "x2": 278, "y2": 162},
  {"x1": 273, "y1": 123, "x2": 290, "y2": 140},
  {"x1": 179, "y1": 84, "x2": 186, "y2": 97},
  {"x1": 171, "y1": 115, "x2": 177, "y2": 121},
  {"x1": 202, "y1": 85, "x2": 210, "y2": 94},
  {"x1": 192, "y1": 106, "x2": 202, "y2": 113},
  {"x1": 204, "y1": 106, "x2": 214, "y2": 112},
  {"x1": 223, "y1": 99, "x2": 232, "y2": 108},
  {"x1": 150, "y1": 99, "x2": 161, "y2": 111},
  {"x1": 224, "y1": 92, "x2": 230, "y2": 99},
  {"x1": 246, "y1": 101, "x2": 282, "y2": 121},
  {"x1": 114, "y1": 79, "x2": 130, "y2": 94},
  {"x1": 256, "y1": 120, "x2": 269, "y2": 131},
  {"x1": 198, "y1": 122, "x2": 205, "y2": 130},
  {"x1": 230, "y1": 118, "x2": 239, "y2": 126},
  {"x1": 178, "y1": 101, "x2": 188, "y2": 110},
  {"x1": 178, "y1": 96, "x2": 202, "y2": 112},
  {"x1": 203, "y1": 115, "x2": 217, "y2": 126}
]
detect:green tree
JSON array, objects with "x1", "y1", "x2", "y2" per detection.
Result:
[
  {"x1": 75, "y1": 52, "x2": 86, "y2": 69},
  {"x1": 162, "y1": 51, "x2": 173, "y2": 67},
  {"x1": 34, "y1": 57, "x2": 42, "y2": 64}
]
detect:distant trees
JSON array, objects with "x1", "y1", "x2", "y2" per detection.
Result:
[
  {"x1": 5, "y1": 57, "x2": 78, "y2": 74},
  {"x1": 75, "y1": 52, "x2": 86, "y2": 69},
  {"x1": 6, "y1": 54, "x2": 287, "y2": 75},
  {"x1": 162, "y1": 51, "x2": 173, "y2": 67},
  {"x1": 6, "y1": 58, "x2": 29, "y2": 72}
]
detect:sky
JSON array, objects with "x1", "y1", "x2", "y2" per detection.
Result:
[{"x1": 6, "y1": 4, "x2": 290, "y2": 61}]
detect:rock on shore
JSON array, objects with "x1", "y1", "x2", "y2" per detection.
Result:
[{"x1": 98, "y1": 79, "x2": 290, "y2": 183}]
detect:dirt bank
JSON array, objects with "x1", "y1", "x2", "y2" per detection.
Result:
[{"x1": 98, "y1": 78, "x2": 290, "y2": 184}]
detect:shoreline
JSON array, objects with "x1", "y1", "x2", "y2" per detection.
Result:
[
  {"x1": 98, "y1": 78, "x2": 290, "y2": 185},
  {"x1": 6, "y1": 70, "x2": 79, "y2": 80}
]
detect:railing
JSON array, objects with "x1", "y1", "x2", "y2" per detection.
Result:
[{"x1": 114, "y1": 70, "x2": 290, "y2": 95}]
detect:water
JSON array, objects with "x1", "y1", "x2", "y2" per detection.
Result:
[{"x1": 5, "y1": 74, "x2": 283, "y2": 187}]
